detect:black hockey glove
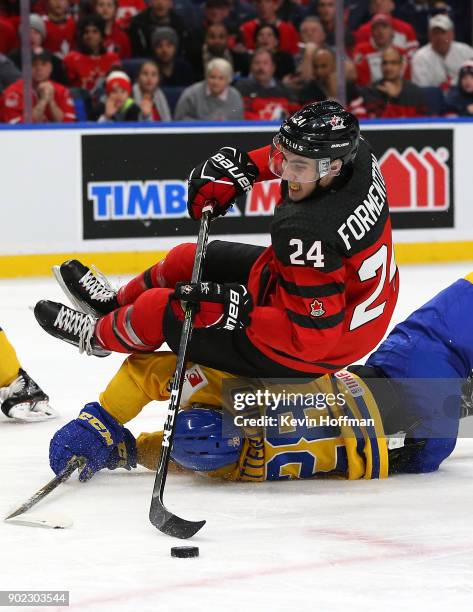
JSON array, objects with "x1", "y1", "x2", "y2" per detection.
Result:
[
  {"x1": 187, "y1": 147, "x2": 258, "y2": 220},
  {"x1": 173, "y1": 281, "x2": 253, "y2": 330}
]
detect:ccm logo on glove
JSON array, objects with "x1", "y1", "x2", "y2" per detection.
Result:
[{"x1": 78, "y1": 411, "x2": 113, "y2": 446}]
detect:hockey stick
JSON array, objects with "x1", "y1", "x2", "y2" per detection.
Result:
[
  {"x1": 5, "y1": 455, "x2": 85, "y2": 526},
  {"x1": 149, "y1": 208, "x2": 213, "y2": 539}
]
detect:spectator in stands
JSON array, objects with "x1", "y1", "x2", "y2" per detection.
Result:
[
  {"x1": 314, "y1": 0, "x2": 335, "y2": 45},
  {"x1": 133, "y1": 59, "x2": 172, "y2": 120},
  {"x1": 350, "y1": 46, "x2": 427, "y2": 118},
  {"x1": 412, "y1": 14, "x2": 473, "y2": 90},
  {"x1": 314, "y1": 0, "x2": 355, "y2": 50},
  {"x1": 353, "y1": 13, "x2": 402, "y2": 86},
  {"x1": 63, "y1": 15, "x2": 120, "y2": 93},
  {"x1": 174, "y1": 57, "x2": 243, "y2": 120},
  {"x1": 129, "y1": 0, "x2": 189, "y2": 58},
  {"x1": 239, "y1": 0, "x2": 299, "y2": 54},
  {"x1": 186, "y1": 0, "x2": 237, "y2": 75},
  {"x1": 299, "y1": 15, "x2": 326, "y2": 49},
  {"x1": 201, "y1": 0, "x2": 233, "y2": 32},
  {"x1": 95, "y1": 69, "x2": 141, "y2": 120},
  {"x1": 0, "y1": 53, "x2": 20, "y2": 93},
  {"x1": 190, "y1": 23, "x2": 249, "y2": 81},
  {"x1": 354, "y1": 0, "x2": 419, "y2": 57},
  {"x1": 1, "y1": 50, "x2": 76, "y2": 123},
  {"x1": 254, "y1": 23, "x2": 295, "y2": 80},
  {"x1": 396, "y1": 0, "x2": 454, "y2": 47},
  {"x1": 151, "y1": 26, "x2": 194, "y2": 86},
  {"x1": 276, "y1": 0, "x2": 306, "y2": 29},
  {"x1": 295, "y1": 16, "x2": 326, "y2": 81},
  {"x1": 93, "y1": 0, "x2": 131, "y2": 59},
  {"x1": 235, "y1": 47, "x2": 295, "y2": 119},
  {"x1": 296, "y1": 47, "x2": 358, "y2": 105},
  {"x1": 446, "y1": 60, "x2": 473, "y2": 116},
  {"x1": 9, "y1": 14, "x2": 67, "y2": 85},
  {"x1": 0, "y1": 14, "x2": 17, "y2": 54},
  {"x1": 43, "y1": 0, "x2": 76, "y2": 57}
]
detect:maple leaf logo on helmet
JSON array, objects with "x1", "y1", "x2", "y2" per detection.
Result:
[{"x1": 329, "y1": 115, "x2": 346, "y2": 130}]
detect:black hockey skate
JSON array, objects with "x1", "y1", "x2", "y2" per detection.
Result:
[
  {"x1": 52, "y1": 259, "x2": 119, "y2": 317},
  {"x1": 0, "y1": 369, "x2": 58, "y2": 421},
  {"x1": 34, "y1": 300, "x2": 110, "y2": 357}
]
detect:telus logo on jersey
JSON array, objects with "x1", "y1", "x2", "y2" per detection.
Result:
[
  {"x1": 379, "y1": 147, "x2": 450, "y2": 211},
  {"x1": 87, "y1": 180, "x2": 188, "y2": 220}
]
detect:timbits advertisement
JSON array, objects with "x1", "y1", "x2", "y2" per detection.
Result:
[{"x1": 81, "y1": 127, "x2": 453, "y2": 240}]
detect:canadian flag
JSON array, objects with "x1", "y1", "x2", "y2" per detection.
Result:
[{"x1": 379, "y1": 146, "x2": 450, "y2": 211}]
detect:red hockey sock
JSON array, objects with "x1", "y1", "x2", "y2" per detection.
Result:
[
  {"x1": 96, "y1": 288, "x2": 173, "y2": 353},
  {"x1": 117, "y1": 243, "x2": 197, "y2": 306}
]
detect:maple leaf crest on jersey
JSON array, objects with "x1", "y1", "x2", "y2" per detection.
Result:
[{"x1": 310, "y1": 299, "x2": 325, "y2": 317}]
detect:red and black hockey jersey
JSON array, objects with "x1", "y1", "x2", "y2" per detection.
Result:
[{"x1": 245, "y1": 138, "x2": 398, "y2": 374}]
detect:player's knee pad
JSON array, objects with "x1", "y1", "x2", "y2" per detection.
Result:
[
  {"x1": 160, "y1": 243, "x2": 196, "y2": 288},
  {"x1": 171, "y1": 406, "x2": 243, "y2": 472}
]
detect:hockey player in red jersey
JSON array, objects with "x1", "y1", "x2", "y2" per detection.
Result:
[{"x1": 35, "y1": 101, "x2": 398, "y2": 377}]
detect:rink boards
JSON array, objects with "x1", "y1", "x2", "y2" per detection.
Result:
[{"x1": 0, "y1": 118, "x2": 471, "y2": 277}]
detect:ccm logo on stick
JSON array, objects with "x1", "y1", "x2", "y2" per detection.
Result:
[
  {"x1": 212, "y1": 153, "x2": 253, "y2": 192},
  {"x1": 224, "y1": 289, "x2": 241, "y2": 331}
]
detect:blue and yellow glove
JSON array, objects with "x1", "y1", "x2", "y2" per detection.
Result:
[{"x1": 49, "y1": 402, "x2": 136, "y2": 482}]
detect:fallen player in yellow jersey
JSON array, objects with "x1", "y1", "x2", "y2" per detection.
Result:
[{"x1": 48, "y1": 272, "x2": 473, "y2": 481}]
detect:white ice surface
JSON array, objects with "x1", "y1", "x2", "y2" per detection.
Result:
[{"x1": 1, "y1": 264, "x2": 473, "y2": 612}]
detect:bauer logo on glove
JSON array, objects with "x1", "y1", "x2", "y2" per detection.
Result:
[
  {"x1": 210, "y1": 151, "x2": 254, "y2": 193},
  {"x1": 187, "y1": 146, "x2": 258, "y2": 221},
  {"x1": 173, "y1": 282, "x2": 252, "y2": 331},
  {"x1": 223, "y1": 288, "x2": 243, "y2": 331}
]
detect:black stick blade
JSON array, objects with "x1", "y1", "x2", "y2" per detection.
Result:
[{"x1": 149, "y1": 502, "x2": 206, "y2": 539}]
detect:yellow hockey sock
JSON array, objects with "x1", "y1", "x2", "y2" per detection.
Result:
[{"x1": 0, "y1": 328, "x2": 21, "y2": 387}]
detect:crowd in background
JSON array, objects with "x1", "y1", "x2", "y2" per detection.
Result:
[{"x1": 0, "y1": 0, "x2": 473, "y2": 123}]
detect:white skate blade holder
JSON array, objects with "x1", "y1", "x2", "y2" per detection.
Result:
[{"x1": 5, "y1": 512, "x2": 73, "y2": 529}]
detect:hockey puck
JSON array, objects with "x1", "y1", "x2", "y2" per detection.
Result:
[{"x1": 171, "y1": 546, "x2": 199, "y2": 558}]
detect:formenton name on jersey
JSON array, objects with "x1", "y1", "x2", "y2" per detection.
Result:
[{"x1": 337, "y1": 156, "x2": 387, "y2": 250}]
